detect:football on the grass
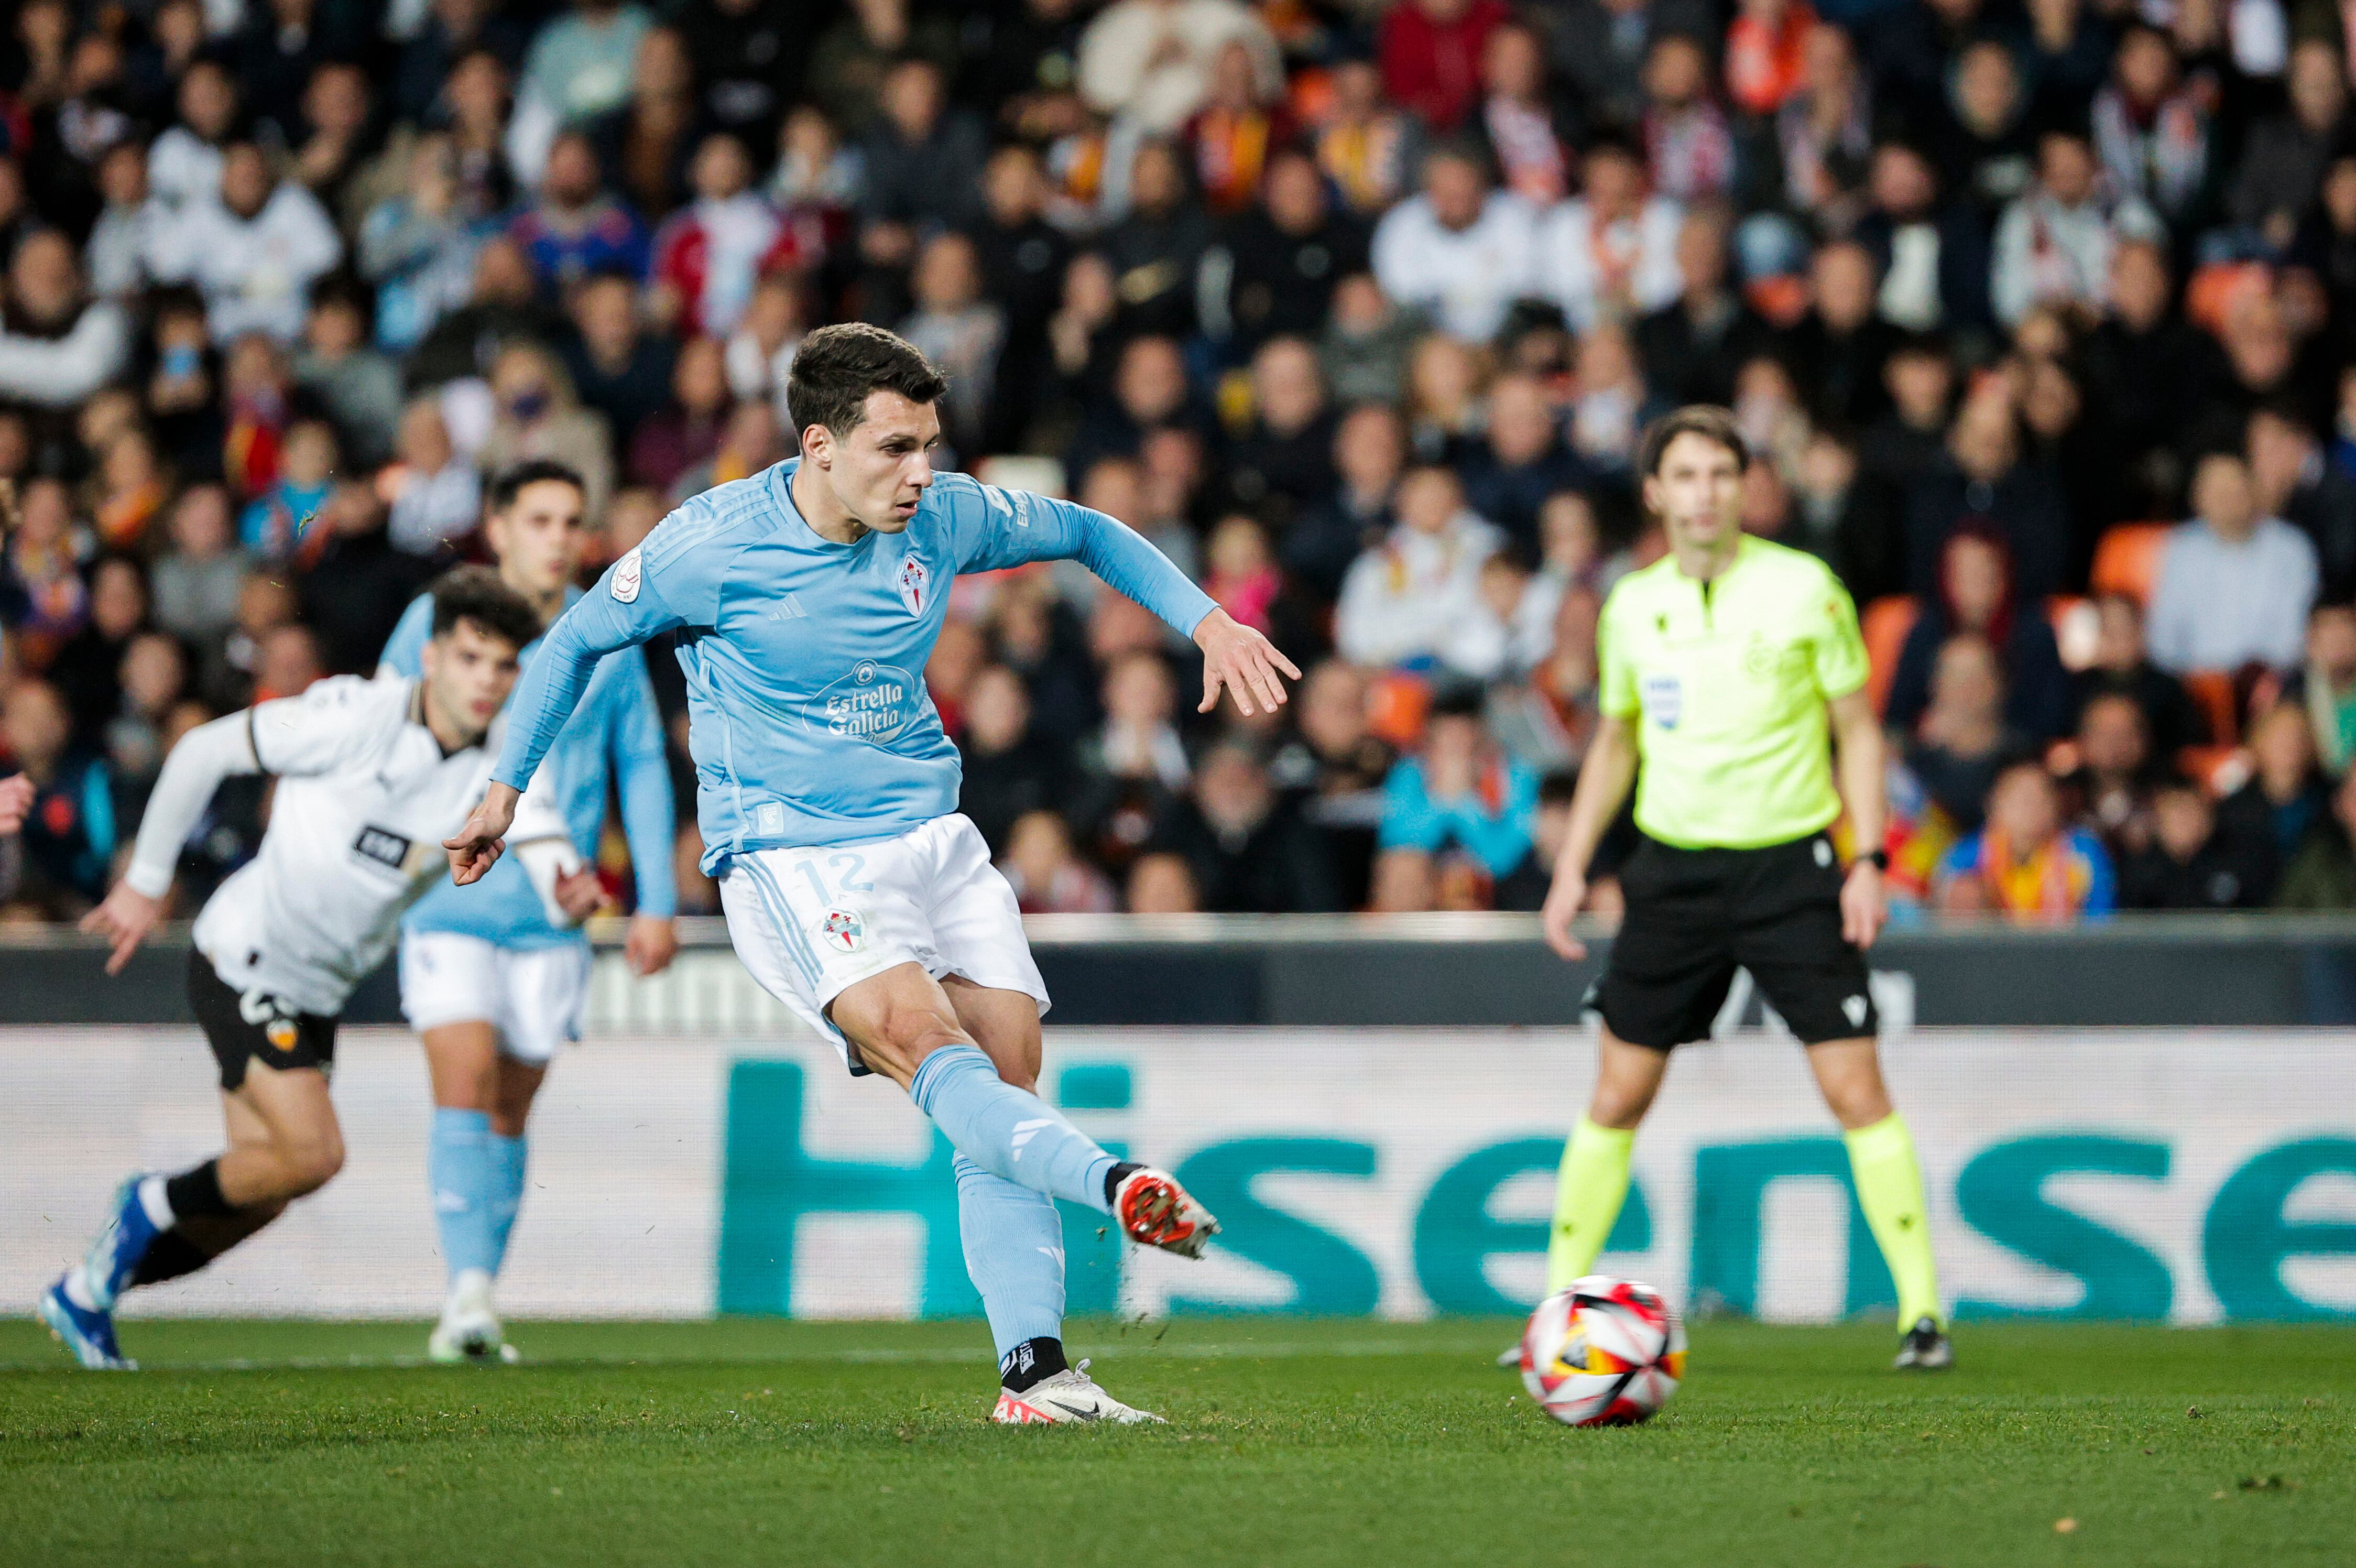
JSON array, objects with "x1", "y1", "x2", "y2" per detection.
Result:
[{"x1": 1520, "y1": 1276, "x2": 1686, "y2": 1426}]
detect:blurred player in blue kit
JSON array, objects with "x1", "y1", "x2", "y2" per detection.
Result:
[
  {"x1": 378, "y1": 461, "x2": 679, "y2": 1365},
  {"x1": 445, "y1": 324, "x2": 1300, "y2": 1422}
]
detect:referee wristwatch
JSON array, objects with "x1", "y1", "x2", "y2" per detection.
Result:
[{"x1": 1861, "y1": 848, "x2": 1890, "y2": 871}]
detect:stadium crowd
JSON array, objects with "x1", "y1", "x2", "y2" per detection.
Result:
[{"x1": 2, "y1": 0, "x2": 2355, "y2": 924}]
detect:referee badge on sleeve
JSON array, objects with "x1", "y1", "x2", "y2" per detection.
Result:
[{"x1": 1640, "y1": 673, "x2": 1684, "y2": 729}]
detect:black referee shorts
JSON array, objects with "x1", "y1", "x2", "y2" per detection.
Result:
[
  {"x1": 188, "y1": 950, "x2": 340, "y2": 1091},
  {"x1": 1594, "y1": 831, "x2": 1878, "y2": 1050}
]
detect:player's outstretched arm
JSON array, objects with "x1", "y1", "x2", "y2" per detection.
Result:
[
  {"x1": 81, "y1": 710, "x2": 263, "y2": 973},
  {"x1": 1194, "y1": 606, "x2": 1303, "y2": 718},
  {"x1": 1542, "y1": 716, "x2": 1639, "y2": 962},
  {"x1": 0, "y1": 771, "x2": 30, "y2": 834}
]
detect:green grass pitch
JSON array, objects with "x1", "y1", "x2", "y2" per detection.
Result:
[{"x1": 2, "y1": 1317, "x2": 2350, "y2": 1566}]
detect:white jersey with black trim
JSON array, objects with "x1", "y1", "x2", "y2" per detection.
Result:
[{"x1": 126, "y1": 674, "x2": 572, "y2": 1017}]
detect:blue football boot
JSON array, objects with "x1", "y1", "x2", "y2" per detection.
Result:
[{"x1": 37, "y1": 1275, "x2": 134, "y2": 1370}]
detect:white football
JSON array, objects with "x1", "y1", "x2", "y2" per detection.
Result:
[{"x1": 1519, "y1": 1276, "x2": 1687, "y2": 1427}]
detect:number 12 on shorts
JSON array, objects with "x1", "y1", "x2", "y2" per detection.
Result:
[{"x1": 791, "y1": 852, "x2": 874, "y2": 906}]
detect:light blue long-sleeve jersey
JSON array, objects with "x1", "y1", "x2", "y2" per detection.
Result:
[
  {"x1": 384, "y1": 585, "x2": 678, "y2": 946},
  {"x1": 493, "y1": 460, "x2": 1217, "y2": 868}
]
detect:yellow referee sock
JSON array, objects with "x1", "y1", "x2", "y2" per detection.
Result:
[
  {"x1": 1844, "y1": 1113, "x2": 1944, "y2": 1330},
  {"x1": 1544, "y1": 1119, "x2": 1634, "y2": 1295}
]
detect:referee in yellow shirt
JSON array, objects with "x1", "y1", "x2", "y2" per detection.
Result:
[{"x1": 1535, "y1": 406, "x2": 1950, "y2": 1370}]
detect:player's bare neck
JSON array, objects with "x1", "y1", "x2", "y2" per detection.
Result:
[
  {"x1": 789, "y1": 459, "x2": 870, "y2": 546},
  {"x1": 1671, "y1": 530, "x2": 1740, "y2": 584}
]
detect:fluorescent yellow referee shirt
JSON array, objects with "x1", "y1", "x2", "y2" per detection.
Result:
[{"x1": 1597, "y1": 536, "x2": 1870, "y2": 849}]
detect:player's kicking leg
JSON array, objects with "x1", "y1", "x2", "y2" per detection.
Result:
[
  {"x1": 837, "y1": 967, "x2": 1205, "y2": 1423},
  {"x1": 41, "y1": 1060, "x2": 337, "y2": 1368},
  {"x1": 1806, "y1": 1036, "x2": 1950, "y2": 1369}
]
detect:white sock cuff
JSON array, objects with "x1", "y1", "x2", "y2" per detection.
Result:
[{"x1": 137, "y1": 1174, "x2": 174, "y2": 1231}]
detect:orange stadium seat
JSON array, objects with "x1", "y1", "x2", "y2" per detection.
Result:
[
  {"x1": 1861, "y1": 595, "x2": 1918, "y2": 717},
  {"x1": 2089, "y1": 524, "x2": 2172, "y2": 605},
  {"x1": 2180, "y1": 670, "x2": 2241, "y2": 746}
]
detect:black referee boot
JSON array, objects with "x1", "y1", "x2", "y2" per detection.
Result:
[{"x1": 1893, "y1": 1316, "x2": 1954, "y2": 1370}]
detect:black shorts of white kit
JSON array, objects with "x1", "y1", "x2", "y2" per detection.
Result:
[
  {"x1": 187, "y1": 949, "x2": 340, "y2": 1091},
  {"x1": 1593, "y1": 831, "x2": 1879, "y2": 1050}
]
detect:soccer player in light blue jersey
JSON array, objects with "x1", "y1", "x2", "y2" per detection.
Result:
[
  {"x1": 379, "y1": 461, "x2": 680, "y2": 1365},
  {"x1": 446, "y1": 324, "x2": 1300, "y2": 1423}
]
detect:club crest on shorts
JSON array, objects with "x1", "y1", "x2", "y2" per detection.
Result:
[
  {"x1": 896, "y1": 553, "x2": 929, "y2": 617},
  {"x1": 817, "y1": 908, "x2": 866, "y2": 953}
]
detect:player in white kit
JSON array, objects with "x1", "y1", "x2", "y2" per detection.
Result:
[{"x1": 38, "y1": 570, "x2": 585, "y2": 1369}]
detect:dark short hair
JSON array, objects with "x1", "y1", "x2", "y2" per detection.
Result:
[
  {"x1": 786, "y1": 323, "x2": 948, "y2": 443},
  {"x1": 428, "y1": 564, "x2": 540, "y2": 651},
  {"x1": 1639, "y1": 406, "x2": 1750, "y2": 478},
  {"x1": 487, "y1": 459, "x2": 586, "y2": 516}
]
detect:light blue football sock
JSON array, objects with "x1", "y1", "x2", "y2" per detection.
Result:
[
  {"x1": 954, "y1": 1156, "x2": 1067, "y2": 1362},
  {"x1": 429, "y1": 1108, "x2": 498, "y2": 1283},
  {"x1": 908, "y1": 1046, "x2": 1117, "y2": 1214},
  {"x1": 487, "y1": 1134, "x2": 528, "y2": 1275}
]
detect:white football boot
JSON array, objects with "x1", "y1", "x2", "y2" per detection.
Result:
[
  {"x1": 427, "y1": 1269, "x2": 517, "y2": 1364},
  {"x1": 991, "y1": 1359, "x2": 1164, "y2": 1425}
]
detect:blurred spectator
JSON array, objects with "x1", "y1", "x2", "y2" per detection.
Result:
[
  {"x1": 1471, "y1": 21, "x2": 1571, "y2": 208},
  {"x1": 517, "y1": 0, "x2": 655, "y2": 136},
  {"x1": 1886, "y1": 527, "x2": 2074, "y2": 741},
  {"x1": 1214, "y1": 147, "x2": 1369, "y2": 354},
  {"x1": 1935, "y1": 756, "x2": 2116, "y2": 921},
  {"x1": 1289, "y1": 401, "x2": 1403, "y2": 599},
  {"x1": 1183, "y1": 40, "x2": 1292, "y2": 216},
  {"x1": 1851, "y1": 141, "x2": 1991, "y2": 336},
  {"x1": 1321, "y1": 273, "x2": 1423, "y2": 407},
  {"x1": 1335, "y1": 464, "x2": 1502, "y2": 668},
  {"x1": 1903, "y1": 386, "x2": 2071, "y2": 598},
  {"x1": 1492, "y1": 767, "x2": 1579, "y2": 909},
  {"x1": 2073, "y1": 591, "x2": 2206, "y2": 757},
  {"x1": 650, "y1": 133, "x2": 787, "y2": 339},
  {"x1": 1989, "y1": 127, "x2": 2113, "y2": 329},
  {"x1": 294, "y1": 291, "x2": 401, "y2": 470},
  {"x1": 1, "y1": 679, "x2": 113, "y2": 908},
  {"x1": 2092, "y1": 23, "x2": 2218, "y2": 235},
  {"x1": 148, "y1": 57, "x2": 239, "y2": 212},
  {"x1": 859, "y1": 57, "x2": 986, "y2": 286},
  {"x1": 1148, "y1": 740, "x2": 1338, "y2": 911},
  {"x1": 1463, "y1": 371, "x2": 1588, "y2": 543},
  {"x1": 2081, "y1": 237, "x2": 2220, "y2": 513},
  {"x1": 1073, "y1": 646, "x2": 1188, "y2": 872},
  {"x1": 1101, "y1": 138, "x2": 1212, "y2": 340},
  {"x1": 1938, "y1": 38, "x2": 2035, "y2": 217},
  {"x1": 1222, "y1": 336, "x2": 1336, "y2": 521},
  {"x1": 1125, "y1": 849, "x2": 1200, "y2": 912},
  {"x1": 2249, "y1": 402, "x2": 2356, "y2": 603},
  {"x1": 510, "y1": 130, "x2": 650, "y2": 292},
  {"x1": 299, "y1": 485, "x2": 432, "y2": 674},
  {"x1": 969, "y1": 145, "x2": 1069, "y2": 448},
  {"x1": 1272, "y1": 658, "x2": 1393, "y2": 908},
  {"x1": 1373, "y1": 144, "x2": 1539, "y2": 342},
  {"x1": 49, "y1": 557, "x2": 148, "y2": 747},
  {"x1": 725, "y1": 273, "x2": 805, "y2": 425},
  {"x1": 241, "y1": 418, "x2": 339, "y2": 562},
  {"x1": 563, "y1": 271, "x2": 677, "y2": 449},
  {"x1": 2147, "y1": 450, "x2": 2318, "y2": 674},
  {"x1": 2227, "y1": 37, "x2": 2347, "y2": 252},
  {"x1": 383, "y1": 400, "x2": 484, "y2": 557},
  {"x1": 1314, "y1": 57, "x2": 1420, "y2": 218},
  {"x1": 149, "y1": 143, "x2": 342, "y2": 347},
  {"x1": 1078, "y1": 0, "x2": 1281, "y2": 137},
  {"x1": 2057, "y1": 690, "x2": 2159, "y2": 857},
  {"x1": 2217, "y1": 702, "x2": 2328, "y2": 900},
  {"x1": 479, "y1": 341, "x2": 615, "y2": 520},
  {"x1": 1534, "y1": 139, "x2": 1681, "y2": 335},
  {"x1": 2121, "y1": 775, "x2": 2265, "y2": 910},
  {"x1": 900, "y1": 233, "x2": 1004, "y2": 461},
  {"x1": 151, "y1": 486, "x2": 251, "y2": 646},
  {"x1": 87, "y1": 142, "x2": 167, "y2": 301},
  {"x1": 1546, "y1": 0, "x2": 1714, "y2": 141},
  {"x1": 105, "y1": 631, "x2": 191, "y2": 825},
  {"x1": 1637, "y1": 205, "x2": 1775, "y2": 409},
  {"x1": 1904, "y1": 633, "x2": 2022, "y2": 832},
  {"x1": 1639, "y1": 33, "x2": 1732, "y2": 205},
  {"x1": 1000, "y1": 808, "x2": 1118, "y2": 914},
  {"x1": 252, "y1": 622, "x2": 325, "y2": 703},
  {"x1": 588, "y1": 27, "x2": 699, "y2": 224},
  {"x1": 359, "y1": 133, "x2": 488, "y2": 356},
  {"x1": 2290, "y1": 602, "x2": 2356, "y2": 775},
  {"x1": 958, "y1": 665, "x2": 1068, "y2": 853},
  {"x1": 1773, "y1": 21, "x2": 1871, "y2": 226},
  {"x1": 1382, "y1": 0, "x2": 1511, "y2": 135},
  {"x1": 2275, "y1": 765, "x2": 2356, "y2": 909},
  {"x1": 1376, "y1": 684, "x2": 1537, "y2": 889},
  {"x1": 1489, "y1": 582, "x2": 1603, "y2": 771},
  {"x1": 0, "y1": 230, "x2": 129, "y2": 409}
]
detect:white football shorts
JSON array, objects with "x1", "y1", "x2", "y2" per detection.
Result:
[
  {"x1": 398, "y1": 932, "x2": 593, "y2": 1065},
  {"x1": 718, "y1": 813, "x2": 1049, "y2": 1070}
]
